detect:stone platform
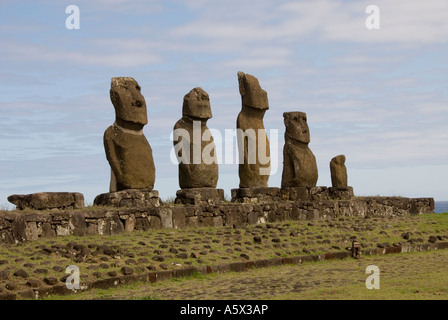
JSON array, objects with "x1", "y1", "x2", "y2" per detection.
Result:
[
  {"x1": 281, "y1": 186, "x2": 354, "y2": 201},
  {"x1": 175, "y1": 188, "x2": 225, "y2": 205},
  {"x1": 0, "y1": 195, "x2": 435, "y2": 243},
  {"x1": 231, "y1": 186, "x2": 354, "y2": 203},
  {"x1": 93, "y1": 189, "x2": 161, "y2": 208},
  {"x1": 7, "y1": 192, "x2": 84, "y2": 210},
  {"x1": 231, "y1": 187, "x2": 281, "y2": 203}
]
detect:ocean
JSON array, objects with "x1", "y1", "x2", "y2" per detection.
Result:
[{"x1": 435, "y1": 201, "x2": 448, "y2": 213}]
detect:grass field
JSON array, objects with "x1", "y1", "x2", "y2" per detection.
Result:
[
  {"x1": 42, "y1": 249, "x2": 448, "y2": 300},
  {"x1": 0, "y1": 213, "x2": 447, "y2": 300}
]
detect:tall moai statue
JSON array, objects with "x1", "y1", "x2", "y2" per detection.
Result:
[
  {"x1": 281, "y1": 111, "x2": 318, "y2": 187},
  {"x1": 330, "y1": 155, "x2": 348, "y2": 187},
  {"x1": 236, "y1": 71, "x2": 270, "y2": 188},
  {"x1": 173, "y1": 87, "x2": 219, "y2": 189},
  {"x1": 103, "y1": 77, "x2": 156, "y2": 192}
]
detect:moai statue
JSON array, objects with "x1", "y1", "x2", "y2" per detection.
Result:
[
  {"x1": 236, "y1": 71, "x2": 270, "y2": 188},
  {"x1": 330, "y1": 154, "x2": 348, "y2": 187},
  {"x1": 103, "y1": 77, "x2": 156, "y2": 192},
  {"x1": 173, "y1": 87, "x2": 218, "y2": 189},
  {"x1": 281, "y1": 111, "x2": 318, "y2": 187}
]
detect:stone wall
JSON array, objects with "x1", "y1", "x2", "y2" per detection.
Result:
[{"x1": 0, "y1": 196, "x2": 434, "y2": 244}]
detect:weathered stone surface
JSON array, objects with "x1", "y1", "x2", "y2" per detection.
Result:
[
  {"x1": 104, "y1": 216, "x2": 124, "y2": 235},
  {"x1": 231, "y1": 187, "x2": 280, "y2": 203},
  {"x1": 25, "y1": 222, "x2": 38, "y2": 241},
  {"x1": 56, "y1": 225, "x2": 69, "y2": 236},
  {"x1": 281, "y1": 112, "x2": 318, "y2": 188},
  {"x1": 172, "y1": 207, "x2": 186, "y2": 229},
  {"x1": 12, "y1": 217, "x2": 27, "y2": 242},
  {"x1": 104, "y1": 77, "x2": 155, "y2": 192},
  {"x1": 44, "y1": 277, "x2": 58, "y2": 286},
  {"x1": 175, "y1": 188, "x2": 224, "y2": 205},
  {"x1": 248, "y1": 211, "x2": 260, "y2": 225},
  {"x1": 93, "y1": 189, "x2": 160, "y2": 208},
  {"x1": 329, "y1": 187, "x2": 354, "y2": 200},
  {"x1": 124, "y1": 214, "x2": 136, "y2": 232},
  {"x1": 13, "y1": 269, "x2": 29, "y2": 279},
  {"x1": 330, "y1": 155, "x2": 348, "y2": 187},
  {"x1": 41, "y1": 223, "x2": 56, "y2": 238},
  {"x1": 224, "y1": 209, "x2": 247, "y2": 228},
  {"x1": 280, "y1": 187, "x2": 310, "y2": 201},
  {"x1": 173, "y1": 88, "x2": 219, "y2": 189},
  {"x1": 0, "y1": 292, "x2": 16, "y2": 300},
  {"x1": 236, "y1": 71, "x2": 270, "y2": 188},
  {"x1": 0, "y1": 270, "x2": 9, "y2": 280},
  {"x1": 26, "y1": 279, "x2": 41, "y2": 288},
  {"x1": 0, "y1": 195, "x2": 436, "y2": 243},
  {"x1": 69, "y1": 212, "x2": 87, "y2": 236},
  {"x1": 120, "y1": 266, "x2": 134, "y2": 276},
  {"x1": 157, "y1": 208, "x2": 173, "y2": 228},
  {"x1": 309, "y1": 186, "x2": 329, "y2": 201},
  {"x1": 7, "y1": 192, "x2": 84, "y2": 210}
]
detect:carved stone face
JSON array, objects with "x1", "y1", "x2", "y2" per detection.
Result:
[
  {"x1": 284, "y1": 111, "x2": 310, "y2": 144},
  {"x1": 110, "y1": 77, "x2": 148, "y2": 125},
  {"x1": 182, "y1": 87, "x2": 212, "y2": 120},
  {"x1": 238, "y1": 71, "x2": 269, "y2": 110}
]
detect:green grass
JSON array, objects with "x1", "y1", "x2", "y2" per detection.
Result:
[
  {"x1": 2, "y1": 213, "x2": 448, "y2": 300},
  {"x1": 161, "y1": 196, "x2": 176, "y2": 205},
  {"x1": 40, "y1": 249, "x2": 448, "y2": 300}
]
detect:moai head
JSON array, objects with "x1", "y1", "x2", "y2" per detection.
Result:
[
  {"x1": 182, "y1": 87, "x2": 212, "y2": 120},
  {"x1": 238, "y1": 71, "x2": 269, "y2": 110},
  {"x1": 110, "y1": 77, "x2": 148, "y2": 126},
  {"x1": 331, "y1": 154, "x2": 346, "y2": 167},
  {"x1": 283, "y1": 112, "x2": 310, "y2": 144}
]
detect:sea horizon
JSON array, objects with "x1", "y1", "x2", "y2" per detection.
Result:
[{"x1": 435, "y1": 201, "x2": 448, "y2": 213}]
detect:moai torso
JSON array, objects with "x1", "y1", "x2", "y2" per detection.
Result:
[
  {"x1": 236, "y1": 71, "x2": 270, "y2": 188},
  {"x1": 281, "y1": 112, "x2": 318, "y2": 187},
  {"x1": 173, "y1": 87, "x2": 218, "y2": 189},
  {"x1": 104, "y1": 77, "x2": 155, "y2": 192},
  {"x1": 330, "y1": 155, "x2": 347, "y2": 187}
]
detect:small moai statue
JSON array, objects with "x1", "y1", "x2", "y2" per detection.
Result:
[
  {"x1": 330, "y1": 154, "x2": 348, "y2": 187},
  {"x1": 236, "y1": 71, "x2": 270, "y2": 188},
  {"x1": 103, "y1": 77, "x2": 156, "y2": 192},
  {"x1": 173, "y1": 87, "x2": 218, "y2": 189},
  {"x1": 281, "y1": 111, "x2": 318, "y2": 187}
]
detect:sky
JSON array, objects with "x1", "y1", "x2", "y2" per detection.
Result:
[{"x1": 0, "y1": 0, "x2": 447, "y2": 209}]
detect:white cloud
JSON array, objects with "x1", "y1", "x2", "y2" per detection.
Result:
[
  {"x1": 171, "y1": 0, "x2": 448, "y2": 45},
  {"x1": 2, "y1": 39, "x2": 164, "y2": 67}
]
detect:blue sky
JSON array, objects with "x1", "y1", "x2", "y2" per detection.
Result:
[{"x1": 1, "y1": 0, "x2": 447, "y2": 208}]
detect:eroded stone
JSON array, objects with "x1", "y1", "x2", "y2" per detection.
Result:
[
  {"x1": 236, "y1": 71, "x2": 270, "y2": 188},
  {"x1": 7, "y1": 192, "x2": 84, "y2": 210},
  {"x1": 330, "y1": 155, "x2": 348, "y2": 187},
  {"x1": 93, "y1": 189, "x2": 160, "y2": 208},
  {"x1": 104, "y1": 77, "x2": 155, "y2": 192},
  {"x1": 175, "y1": 188, "x2": 224, "y2": 205},
  {"x1": 281, "y1": 112, "x2": 318, "y2": 188},
  {"x1": 173, "y1": 87, "x2": 219, "y2": 189}
]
